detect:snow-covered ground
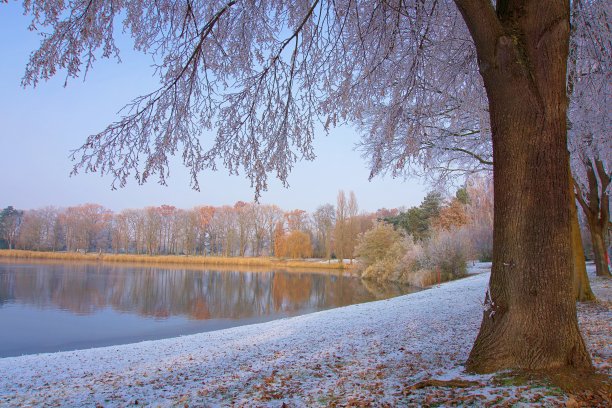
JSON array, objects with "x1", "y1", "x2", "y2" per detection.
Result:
[{"x1": 0, "y1": 264, "x2": 610, "y2": 407}]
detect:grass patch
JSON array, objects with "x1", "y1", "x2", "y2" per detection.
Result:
[
  {"x1": 491, "y1": 372, "x2": 530, "y2": 387},
  {"x1": 491, "y1": 371, "x2": 572, "y2": 398},
  {"x1": 491, "y1": 368, "x2": 612, "y2": 399}
]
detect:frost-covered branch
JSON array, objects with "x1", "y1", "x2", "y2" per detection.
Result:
[
  {"x1": 10, "y1": 0, "x2": 609, "y2": 196},
  {"x1": 15, "y1": 0, "x2": 499, "y2": 194},
  {"x1": 568, "y1": 0, "x2": 611, "y2": 198}
]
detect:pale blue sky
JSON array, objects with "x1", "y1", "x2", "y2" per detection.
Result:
[{"x1": 0, "y1": 3, "x2": 426, "y2": 213}]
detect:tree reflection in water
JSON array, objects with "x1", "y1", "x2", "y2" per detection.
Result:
[{"x1": 0, "y1": 261, "x2": 419, "y2": 320}]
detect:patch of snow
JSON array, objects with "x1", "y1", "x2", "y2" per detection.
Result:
[
  {"x1": 0, "y1": 265, "x2": 609, "y2": 407},
  {"x1": 466, "y1": 261, "x2": 492, "y2": 275}
]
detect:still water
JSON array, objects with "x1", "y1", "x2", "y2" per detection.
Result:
[{"x1": 0, "y1": 260, "x2": 417, "y2": 357}]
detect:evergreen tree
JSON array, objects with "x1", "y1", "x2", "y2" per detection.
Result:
[
  {"x1": 0, "y1": 206, "x2": 24, "y2": 250},
  {"x1": 384, "y1": 192, "x2": 442, "y2": 241}
]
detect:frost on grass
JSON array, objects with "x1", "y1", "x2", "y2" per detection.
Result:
[{"x1": 0, "y1": 265, "x2": 610, "y2": 407}]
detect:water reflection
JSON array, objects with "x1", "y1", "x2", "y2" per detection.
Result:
[{"x1": 0, "y1": 260, "x2": 417, "y2": 356}]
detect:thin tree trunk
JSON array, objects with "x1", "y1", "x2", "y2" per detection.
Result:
[
  {"x1": 574, "y1": 159, "x2": 612, "y2": 278},
  {"x1": 590, "y1": 225, "x2": 611, "y2": 277},
  {"x1": 456, "y1": 0, "x2": 592, "y2": 372},
  {"x1": 570, "y1": 177, "x2": 595, "y2": 301}
]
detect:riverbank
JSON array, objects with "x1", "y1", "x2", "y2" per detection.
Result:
[
  {"x1": 0, "y1": 264, "x2": 609, "y2": 406},
  {"x1": 0, "y1": 249, "x2": 350, "y2": 271}
]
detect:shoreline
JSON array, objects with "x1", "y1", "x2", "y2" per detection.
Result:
[{"x1": 0, "y1": 249, "x2": 351, "y2": 272}]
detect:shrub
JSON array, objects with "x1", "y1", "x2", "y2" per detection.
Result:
[
  {"x1": 401, "y1": 269, "x2": 439, "y2": 287},
  {"x1": 360, "y1": 240, "x2": 409, "y2": 282},
  {"x1": 355, "y1": 222, "x2": 403, "y2": 268},
  {"x1": 422, "y1": 229, "x2": 469, "y2": 280},
  {"x1": 355, "y1": 222, "x2": 410, "y2": 282},
  {"x1": 464, "y1": 223, "x2": 493, "y2": 262},
  {"x1": 356, "y1": 221, "x2": 470, "y2": 287}
]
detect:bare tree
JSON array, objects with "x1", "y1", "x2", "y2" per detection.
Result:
[
  {"x1": 262, "y1": 204, "x2": 284, "y2": 256},
  {"x1": 12, "y1": 0, "x2": 597, "y2": 372},
  {"x1": 60, "y1": 204, "x2": 111, "y2": 252},
  {"x1": 334, "y1": 190, "x2": 348, "y2": 262},
  {"x1": 124, "y1": 209, "x2": 146, "y2": 254},
  {"x1": 16, "y1": 209, "x2": 45, "y2": 250},
  {"x1": 573, "y1": 159, "x2": 611, "y2": 277},
  {"x1": 234, "y1": 201, "x2": 253, "y2": 256},
  {"x1": 143, "y1": 207, "x2": 162, "y2": 255},
  {"x1": 284, "y1": 209, "x2": 309, "y2": 232},
  {"x1": 33, "y1": 206, "x2": 62, "y2": 252},
  {"x1": 193, "y1": 206, "x2": 215, "y2": 255},
  {"x1": 111, "y1": 211, "x2": 130, "y2": 253},
  {"x1": 249, "y1": 204, "x2": 265, "y2": 256},
  {"x1": 568, "y1": 0, "x2": 611, "y2": 278},
  {"x1": 464, "y1": 176, "x2": 494, "y2": 262},
  {"x1": 346, "y1": 191, "x2": 360, "y2": 262},
  {"x1": 313, "y1": 204, "x2": 335, "y2": 259},
  {"x1": 210, "y1": 205, "x2": 238, "y2": 256}
]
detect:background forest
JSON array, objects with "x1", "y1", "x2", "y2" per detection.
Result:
[{"x1": 1, "y1": 179, "x2": 494, "y2": 275}]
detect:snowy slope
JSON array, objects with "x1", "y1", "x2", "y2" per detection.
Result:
[{"x1": 0, "y1": 267, "x2": 610, "y2": 407}]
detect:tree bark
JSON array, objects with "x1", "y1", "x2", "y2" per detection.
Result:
[
  {"x1": 574, "y1": 159, "x2": 611, "y2": 278},
  {"x1": 590, "y1": 225, "x2": 611, "y2": 277},
  {"x1": 455, "y1": 0, "x2": 592, "y2": 372}
]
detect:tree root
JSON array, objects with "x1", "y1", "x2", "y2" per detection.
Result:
[
  {"x1": 408, "y1": 378, "x2": 482, "y2": 390},
  {"x1": 546, "y1": 369, "x2": 611, "y2": 396}
]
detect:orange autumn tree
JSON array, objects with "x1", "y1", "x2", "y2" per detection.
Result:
[
  {"x1": 273, "y1": 221, "x2": 286, "y2": 258},
  {"x1": 274, "y1": 222, "x2": 312, "y2": 259},
  {"x1": 284, "y1": 230, "x2": 313, "y2": 259},
  {"x1": 433, "y1": 199, "x2": 469, "y2": 231}
]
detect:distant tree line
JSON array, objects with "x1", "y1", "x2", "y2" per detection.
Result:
[
  {"x1": 1, "y1": 191, "x2": 373, "y2": 259},
  {"x1": 2, "y1": 177, "x2": 605, "y2": 273}
]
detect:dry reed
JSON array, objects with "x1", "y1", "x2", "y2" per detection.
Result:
[{"x1": 0, "y1": 250, "x2": 349, "y2": 271}]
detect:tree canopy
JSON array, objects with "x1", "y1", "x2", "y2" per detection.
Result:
[{"x1": 18, "y1": 0, "x2": 492, "y2": 195}]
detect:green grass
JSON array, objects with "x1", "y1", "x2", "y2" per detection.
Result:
[{"x1": 491, "y1": 371, "x2": 565, "y2": 398}]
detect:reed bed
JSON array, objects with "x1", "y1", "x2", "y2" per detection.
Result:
[{"x1": 0, "y1": 250, "x2": 349, "y2": 271}]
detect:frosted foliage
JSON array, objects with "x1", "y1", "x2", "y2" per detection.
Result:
[
  {"x1": 346, "y1": 2, "x2": 491, "y2": 182},
  {"x1": 568, "y1": 0, "x2": 612, "y2": 193},
  {"x1": 15, "y1": 1, "x2": 607, "y2": 195},
  {"x1": 16, "y1": 0, "x2": 496, "y2": 196}
]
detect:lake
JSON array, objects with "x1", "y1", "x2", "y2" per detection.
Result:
[{"x1": 0, "y1": 260, "x2": 418, "y2": 357}]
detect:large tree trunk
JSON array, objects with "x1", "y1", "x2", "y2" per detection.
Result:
[{"x1": 456, "y1": 0, "x2": 592, "y2": 372}]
